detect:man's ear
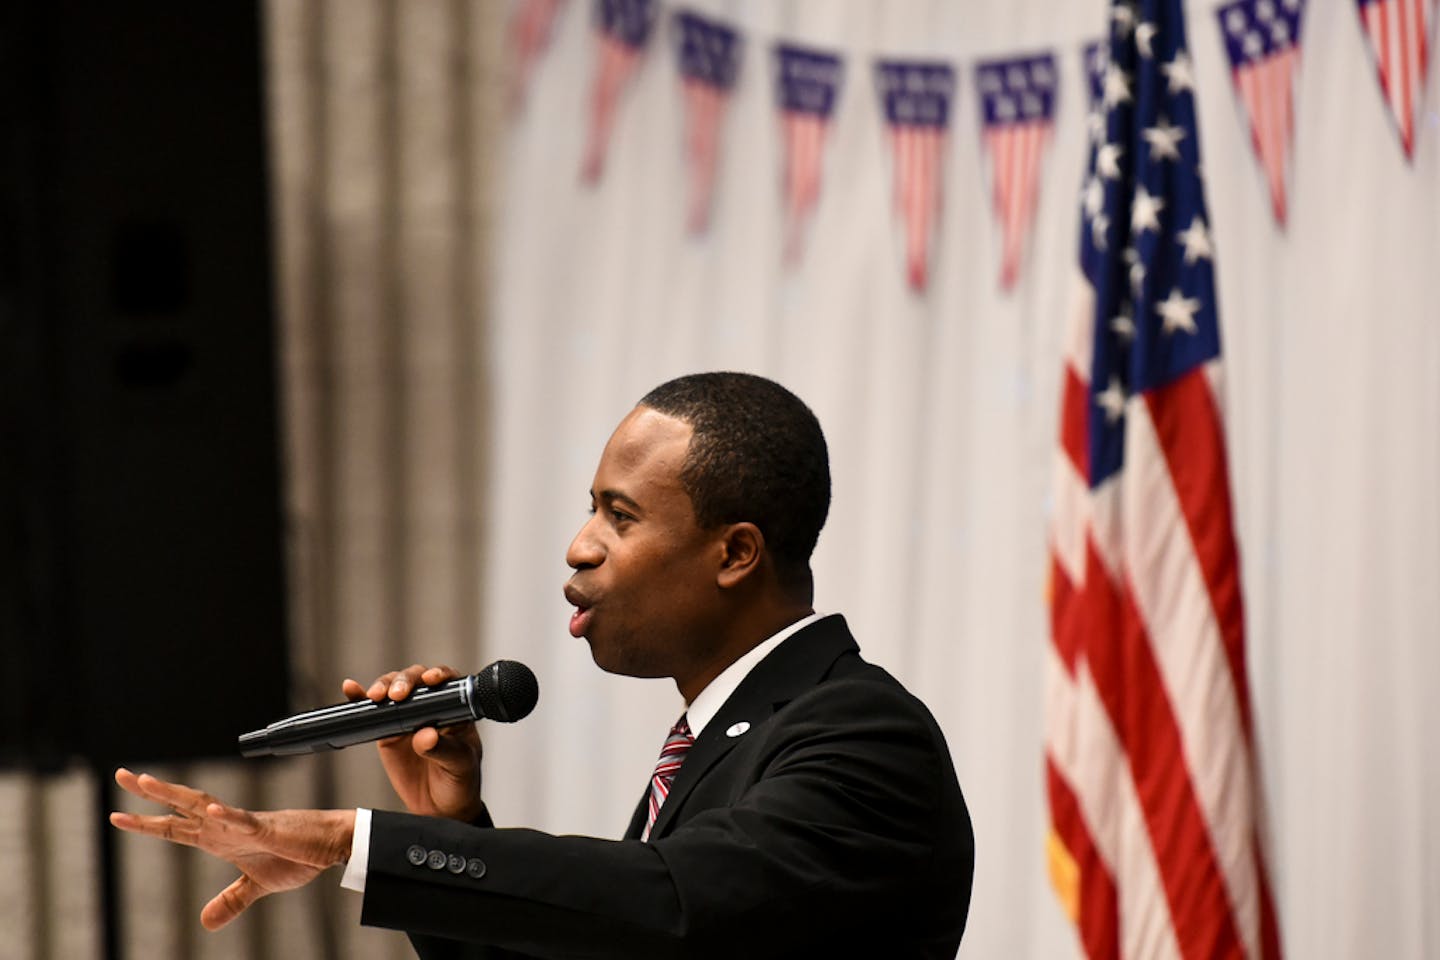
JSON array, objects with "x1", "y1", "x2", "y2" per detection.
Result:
[{"x1": 716, "y1": 522, "x2": 764, "y2": 589}]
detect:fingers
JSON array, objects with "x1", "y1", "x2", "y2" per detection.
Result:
[
  {"x1": 362, "y1": 664, "x2": 459, "y2": 702},
  {"x1": 115, "y1": 768, "x2": 220, "y2": 818},
  {"x1": 109, "y1": 810, "x2": 202, "y2": 846},
  {"x1": 201, "y1": 875, "x2": 264, "y2": 931}
]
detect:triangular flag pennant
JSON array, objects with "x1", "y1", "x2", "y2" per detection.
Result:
[
  {"x1": 875, "y1": 60, "x2": 956, "y2": 292},
  {"x1": 674, "y1": 11, "x2": 743, "y2": 234},
  {"x1": 508, "y1": 0, "x2": 567, "y2": 116},
  {"x1": 1355, "y1": 0, "x2": 1436, "y2": 160},
  {"x1": 975, "y1": 52, "x2": 1058, "y2": 291},
  {"x1": 581, "y1": 0, "x2": 659, "y2": 184},
  {"x1": 1217, "y1": 0, "x2": 1307, "y2": 225},
  {"x1": 774, "y1": 43, "x2": 844, "y2": 265}
]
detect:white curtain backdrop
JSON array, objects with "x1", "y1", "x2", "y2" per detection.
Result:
[{"x1": 477, "y1": 1, "x2": 1439, "y2": 959}]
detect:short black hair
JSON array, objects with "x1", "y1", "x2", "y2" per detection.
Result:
[{"x1": 639, "y1": 372, "x2": 830, "y2": 593}]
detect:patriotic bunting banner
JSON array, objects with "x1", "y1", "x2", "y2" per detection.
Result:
[
  {"x1": 1218, "y1": 0, "x2": 1307, "y2": 225},
  {"x1": 875, "y1": 60, "x2": 956, "y2": 292},
  {"x1": 508, "y1": 0, "x2": 567, "y2": 115},
  {"x1": 774, "y1": 43, "x2": 844, "y2": 265},
  {"x1": 581, "y1": 0, "x2": 659, "y2": 183},
  {"x1": 976, "y1": 52, "x2": 1058, "y2": 291},
  {"x1": 1046, "y1": 0, "x2": 1282, "y2": 957},
  {"x1": 674, "y1": 11, "x2": 743, "y2": 234},
  {"x1": 1355, "y1": 0, "x2": 1436, "y2": 159}
]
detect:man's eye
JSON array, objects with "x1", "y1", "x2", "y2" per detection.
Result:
[{"x1": 611, "y1": 509, "x2": 633, "y2": 523}]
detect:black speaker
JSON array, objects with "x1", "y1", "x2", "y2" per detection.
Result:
[{"x1": 1, "y1": 2, "x2": 290, "y2": 767}]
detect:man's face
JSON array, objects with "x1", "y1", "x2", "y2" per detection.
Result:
[{"x1": 563, "y1": 406, "x2": 725, "y2": 684}]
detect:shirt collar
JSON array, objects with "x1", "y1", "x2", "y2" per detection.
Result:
[{"x1": 685, "y1": 611, "x2": 825, "y2": 739}]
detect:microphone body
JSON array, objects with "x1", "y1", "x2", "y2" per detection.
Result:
[{"x1": 238, "y1": 660, "x2": 538, "y2": 758}]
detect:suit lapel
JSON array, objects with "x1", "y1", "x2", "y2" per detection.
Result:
[{"x1": 646, "y1": 614, "x2": 858, "y2": 840}]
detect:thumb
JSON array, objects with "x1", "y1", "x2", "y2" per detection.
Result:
[{"x1": 202, "y1": 874, "x2": 265, "y2": 931}]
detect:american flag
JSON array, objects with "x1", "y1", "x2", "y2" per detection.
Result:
[
  {"x1": 976, "y1": 52, "x2": 1058, "y2": 291},
  {"x1": 1355, "y1": 0, "x2": 1436, "y2": 159},
  {"x1": 775, "y1": 43, "x2": 844, "y2": 265},
  {"x1": 581, "y1": 0, "x2": 658, "y2": 184},
  {"x1": 1046, "y1": 2, "x2": 1283, "y2": 959},
  {"x1": 875, "y1": 60, "x2": 955, "y2": 292},
  {"x1": 674, "y1": 12, "x2": 743, "y2": 235},
  {"x1": 1217, "y1": 0, "x2": 1307, "y2": 226},
  {"x1": 508, "y1": 0, "x2": 567, "y2": 116}
]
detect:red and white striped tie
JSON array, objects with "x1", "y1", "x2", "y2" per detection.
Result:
[{"x1": 641, "y1": 715, "x2": 694, "y2": 842}]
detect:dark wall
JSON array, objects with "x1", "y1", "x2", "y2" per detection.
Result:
[{"x1": 1, "y1": 3, "x2": 290, "y2": 767}]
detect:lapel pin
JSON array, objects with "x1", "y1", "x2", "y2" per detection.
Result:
[{"x1": 725, "y1": 721, "x2": 751, "y2": 738}]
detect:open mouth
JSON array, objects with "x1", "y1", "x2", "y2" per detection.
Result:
[{"x1": 563, "y1": 583, "x2": 594, "y2": 637}]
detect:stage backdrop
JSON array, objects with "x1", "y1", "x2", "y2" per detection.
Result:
[{"x1": 480, "y1": 1, "x2": 1437, "y2": 959}]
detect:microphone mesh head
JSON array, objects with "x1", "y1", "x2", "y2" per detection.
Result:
[{"x1": 474, "y1": 660, "x2": 539, "y2": 722}]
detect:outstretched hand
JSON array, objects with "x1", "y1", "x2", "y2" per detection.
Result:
[
  {"x1": 341, "y1": 664, "x2": 486, "y2": 822},
  {"x1": 108, "y1": 769, "x2": 354, "y2": 930}
]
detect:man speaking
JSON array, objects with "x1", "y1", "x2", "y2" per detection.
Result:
[{"x1": 111, "y1": 372, "x2": 975, "y2": 957}]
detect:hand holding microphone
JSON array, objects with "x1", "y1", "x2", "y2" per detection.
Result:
[{"x1": 241, "y1": 660, "x2": 538, "y2": 821}]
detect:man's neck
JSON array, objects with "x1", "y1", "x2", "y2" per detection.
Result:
[{"x1": 675, "y1": 603, "x2": 815, "y2": 703}]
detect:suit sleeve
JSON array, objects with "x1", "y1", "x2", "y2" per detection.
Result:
[{"x1": 362, "y1": 676, "x2": 972, "y2": 958}]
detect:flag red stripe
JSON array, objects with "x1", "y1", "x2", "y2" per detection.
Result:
[
  {"x1": 1050, "y1": 553, "x2": 1082, "y2": 673},
  {"x1": 1090, "y1": 571, "x2": 1244, "y2": 960},
  {"x1": 1143, "y1": 370, "x2": 1255, "y2": 742},
  {"x1": 1061, "y1": 365, "x2": 1091, "y2": 481},
  {"x1": 1047, "y1": 756, "x2": 1121, "y2": 960}
]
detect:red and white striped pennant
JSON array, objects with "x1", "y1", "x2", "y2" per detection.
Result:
[
  {"x1": 1217, "y1": 0, "x2": 1307, "y2": 225},
  {"x1": 875, "y1": 61, "x2": 956, "y2": 293},
  {"x1": 581, "y1": 0, "x2": 658, "y2": 184},
  {"x1": 1356, "y1": 0, "x2": 1436, "y2": 159},
  {"x1": 674, "y1": 12, "x2": 743, "y2": 234},
  {"x1": 976, "y1": 53, "x2": 1058, "y2": 291},
  {"x1": 775, "y1": 44, "x2": 844, "y2": 265}
]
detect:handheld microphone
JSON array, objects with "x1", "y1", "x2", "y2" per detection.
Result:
[{"x1": 237, "y1": 660, "x2": 539, "y2": 758}]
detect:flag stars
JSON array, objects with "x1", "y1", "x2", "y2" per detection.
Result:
[
  {"x1": 1091, "y1": 212, "x2": 1111, "y2": 250},
  {"x1": 1083, "y1": 176, "x2": 1105, "y2": 219},
  {"x1": 1131, "y1": 185, "x2": 1164, "y2": 234},
  {"x1": 1136, "y1": 22, "x2": 1159, "y2": 59},
  {"x1": 1156, "y1": 288, "x2": 1202, "y2": 334},
  {"x1": 1096, "y1": 376, "x2": 1127, "y2": 422},
  {"x1": 1125, "y1": 245, "x2": 1147, "y2": 293},
  {"x1": 1111, "y1": 2, "x2": 1137, "y2": 36},
  {"x1": 1103, "y1": 62, "x2": 1133, "y2": 107},
  {"x1": 1161, "y1": 51, "x2": 1195, "y2": 94},
  {"x1": 1097, "y1": 142, "x2": 1124, "y2": 180},
  {"x1": 1088, "y1": 108, "x2": 1107, "y2": 143},
  {"x1": 1110, "y1": 310, "x2": 1136, "y2": 341},
  {"x1": 1143, "y1": 117, "x2": 1186, "y2": 162},
  {"x1": 1177, "y1": 216, "x2": 1213, "y2": 263}
]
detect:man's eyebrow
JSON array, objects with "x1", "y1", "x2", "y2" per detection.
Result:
[{"x1": 594, "y1": 489, "x2": 644, "y2": 514}]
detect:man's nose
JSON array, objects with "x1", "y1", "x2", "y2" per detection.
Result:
[{"x1": 566, "y1": 515, "x2": 604, "y2": 570}]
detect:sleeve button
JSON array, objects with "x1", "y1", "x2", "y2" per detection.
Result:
[
  {"x1": 447, "y1": 854, "x2": 466, "y2": 874},
  {"x1": 465, "y1": 858, "x2": 487, "y2": 880},
  {"x1": 427, "y1": 849, "x2": 447, "y2": 870},
  {"x1": 406, "y1": 845, "x2": 427, "y2": 867}
]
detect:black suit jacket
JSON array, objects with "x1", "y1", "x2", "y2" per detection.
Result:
[{"x1": 360, "y1": 615, "x2": 974, "y2": 958}]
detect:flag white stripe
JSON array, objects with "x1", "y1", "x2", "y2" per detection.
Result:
[
  {"x1": 1046, "y1": 648, "x2": 1183, "y2": 960},
  {"x1": 1120, "y1": 400, "x2": 1262, "y2": 960}
]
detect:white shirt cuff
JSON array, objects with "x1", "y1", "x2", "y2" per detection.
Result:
[{"x1": 340, "y1": 807, "x2": 372, "y2": 893}]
